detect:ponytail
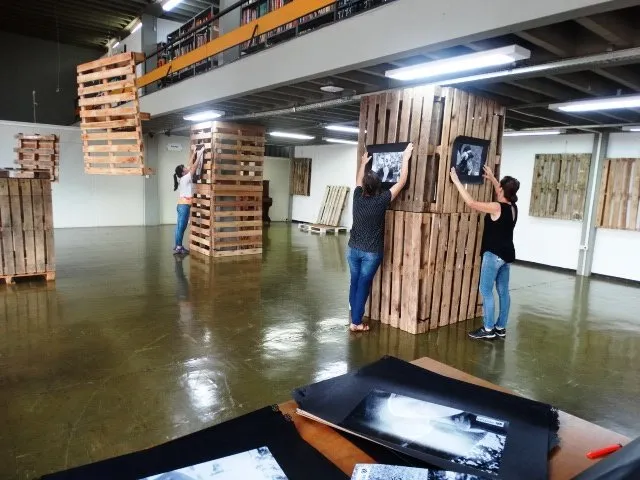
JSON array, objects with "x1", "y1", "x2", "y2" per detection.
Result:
[
  {"x1": 173, "y1": 173, "x2": 179, "y2": 191},
  {"x1": 173, "y1": 165, "x2": 185, "y2": 191},
  {"x1": 500, "y1": 176, "x2": 520, "y2": 204}
]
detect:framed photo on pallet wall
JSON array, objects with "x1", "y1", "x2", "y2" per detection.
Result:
[
  {"x1": 366, "y1": 142, "x2": 410, "y2": 190},
  {"x1": 451, "y1": 136, "x2": 490, "y2": 184}
]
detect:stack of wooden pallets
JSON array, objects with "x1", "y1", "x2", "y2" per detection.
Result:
[
  {"x1": 0, "y1": 172, "x2": 55, "y2": 284},
  {"x1": 298, "y1": 185, "x2": 350, "y2": 235},
  {"x1": 358, "y1": 86, "x2": 506, "y2": 334},
  {"x1": 14, "y1": 134, "x2": 60, "y2": 182},
  {"x1": 189, "y1": 122, "x2": 265, "y2": 257},
  {"x1": 77, "y1": 52, "x2": 151, "y2": 176}
]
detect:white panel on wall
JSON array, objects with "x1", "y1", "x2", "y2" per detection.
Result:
[
  {"x1": 157, "y1": 135, "x2": 192, "y2": 225},
  {"x1": 0, "y1": 121, "x2": 145, "y2": 228},
  {"x1": 292, "y1": 144, "x2": 357, "y2": 228},
  {"x1": 264, "y1": 157, "x2": 291, "y2": 222},
  {"x1": 501, "y1": 134, "x2": 594, "y2": 270}
]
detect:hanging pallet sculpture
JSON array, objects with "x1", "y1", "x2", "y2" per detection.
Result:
[
  {"x1": 77, "y1": 52, "x2": 152, "y2": 176},
  {"x1": 14, "y1": 134, "x2": 60, "y2": 182},
  {"x1": 596, "y1": 158, "x2": 640, "y2": 231},
  {"x1": 0, "y1": 175, "x2": 55, "y2": 284},
  {"x1": 359, "y1": 87, "x2": 505, "y2": 334},
  {"x1": 529, "y1": 154, "x2": 591, "y2": 220},
  {"x1": 290, "y1": 157, "x2": 312, "y2": 196},
  {"x1": 189, "y1": 122, "x2": 265, "y2": 257}
]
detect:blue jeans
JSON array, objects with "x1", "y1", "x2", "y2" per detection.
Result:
[
  {"x1": 175, "y1": 204, "x2": 190, "y2": 248},
  {"x1": 479, "y1": 252, "x2": 511, "y2": 330},
  {"x1": 347, "y1": 247, "x2": 383, "y2": 325}
]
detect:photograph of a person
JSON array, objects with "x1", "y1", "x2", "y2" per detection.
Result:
[
  {"x1": 341, "y1": 389, "x2": 509, "y2": 476},
  {"x1": 351, "y1": 464, "x2": 487, "y2": 480},
  {"x1": 140, "y1": 446, "x2": 288, "y2": 480},
  {"x1": 365, "y1": 142, "x2": 410, "y2": 188},
  {"x1": 451, "y1": 137, "x2": 490, "y2": 184}
]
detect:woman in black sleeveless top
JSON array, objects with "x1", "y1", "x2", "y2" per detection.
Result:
[{"x1": 449, "y1": 166, "x2": 520, "y2": 340}]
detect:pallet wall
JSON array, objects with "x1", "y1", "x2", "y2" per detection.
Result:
[
  {"x1": 189, "y1": 122, "x2": 265, "y2": 257},
  {"x1": 357, "y1": 86, "x2": 505, "y2": 214},
  {"x1": 14, "y1": 134, "x2": 60, "y2": 182},
  {"x1": 359, "y1": 87, "x2": 505, "y2": 334},
  {"x1": 529, "y1": 154, "x2": 591, "y2": 220},
  {"x1": 77, "y1": 52, "x2": 151, "y2": 176},
  {"x1": 596, "y1": 158, "x2": 640, "y2": 231},
  {"x1": 0, "y1": 178, "x2": 55, "y2": 282}
]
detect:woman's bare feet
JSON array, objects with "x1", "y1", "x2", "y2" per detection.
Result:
[{"x1": 349, "y1": 323, "x2": 370, "y2": 332}]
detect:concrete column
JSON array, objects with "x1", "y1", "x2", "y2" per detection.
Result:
[
  {"x1": 577, "y1": 132, "x2": 609, "y2": 277},
  {"x1": 218, "y1": 0, "x2": 241, "y2": 65},
  {"x1": 144, "y1": 135, "x2": 161, "y2": 226},
  {"x1": 141, "y1": 14, "x2": 160, "y2": 95}
]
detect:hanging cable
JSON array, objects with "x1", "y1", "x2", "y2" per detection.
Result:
[{"x1": 55, "y1": 2, "x2": 61, "y2": 93}]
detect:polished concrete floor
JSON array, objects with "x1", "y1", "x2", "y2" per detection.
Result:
[{"x1": 0, "y1": 224, "x2": 639, "y2": 479}]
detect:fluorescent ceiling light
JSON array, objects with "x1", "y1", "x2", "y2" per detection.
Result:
[
  {"x1": 320, "y1": 85, "x2": 344, "y2": 93},
  {"x1": 621, "y1": 126, "x2": 640, "y2": 132},
  {"x1": 325, "y1": 125, "x2": 361, "y2": 134},
  {"x1": 269, "y1": 131, "x2": 315, "y2": 140},
  {"x1": 131, "y1": 21, "x2": 143, "y2": 34},
  {"x1": 162, "y1": 0, "x2": 184, "y2": 11},
  {"x1": 385, "y1": 45, "x2": 531, "y2": 81},
  {"x1": 112, "y1": 41, "x2": 120, "y2": 48},
  {"x1": 324, "y1": 138, "x2": 358, "y2": 145},
  {"x1": 503, "y1": 130, "x2": 563, "y2": 137},
  {"x1": 183, "y1": 110, "x2": 224, "y2": 122},
  {"x1": 550, "y1": 95, "x2": 640, "y2": 112}
]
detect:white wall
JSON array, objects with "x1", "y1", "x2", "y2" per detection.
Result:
[
  {"x1": 590, "y1": 132, "x2": 640, "y2": 282},
  {"x1": 156, "y1": 135, "x2": 192, "y2": 225},
  {"x1": 0, "y1": 120, "x2": 145, "y2": 228},
  {"x1": 292, "y1": 144, "x2": 357, "y2": 228},
  {"x1": 264, "y1": 157, "x2": 291, "y2": 222},
  {"x1": 157, "y1": 19, "x2": 183, "y2": 43}
]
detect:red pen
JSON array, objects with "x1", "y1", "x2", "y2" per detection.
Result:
[{"x1": 586, "y1": 443, "x2": 623, "y2": 459}]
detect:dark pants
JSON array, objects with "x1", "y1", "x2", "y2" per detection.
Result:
[
  {"x1": 175, "y1": 204, "x2": 190, "y2": 248},
  {"x1": 347, "y1": 247, "x2": 383, "y2": 325}
]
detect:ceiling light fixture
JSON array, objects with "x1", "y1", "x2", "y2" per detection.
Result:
[
  {"x1": 183, "y1": 110, "x2": 224, "y2": 122},
  {"x1": 131, "y1": 21, "x2": 143, "y2": 34},
  {"x1": 324, "y1": 138, "x2": 358, "y2": 145},
  {"x1": 503, "y1": 129, "x2": 563, "y2": 137},
  {"x1": 325, "y1": 125, "x2": 361, "y2": 134},
  {"x1": 320, "y1": 85, "x2": 344, "y2": 93},
  {"x1": 112, "y1": 41, "x2": 120, "y2": 49},
  {"x1": 550, "y1": 95, "x2": 640, "y2": 112},
  {"x1": 621, "y1": 126, "x2": 640, "y2": 132},
  {"x1": 162, "y1": 0, "x2": 184, "y2": 11},
  {"x1": 385, "y1": 45, "x2": 531, "y2": 81},
  {"x1": 270, "y1": 131, "x2": 315, "y2": 140}
]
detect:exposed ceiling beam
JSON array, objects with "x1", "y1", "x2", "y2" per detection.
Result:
[
  {"x1": 575, "y1": 12, "x2": 637, "y2": 47},
  {"x1": 592, "y1": 66, "x2": 640, "y2": 91},
  {"x1": 474, "y1": 83, "x2": 549, "y2": 104},
  {"x1": 515, "y1": 26, "x2": 575, "y2": 57}
]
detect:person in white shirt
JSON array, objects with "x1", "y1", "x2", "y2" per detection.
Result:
[{"x1": 172, "y1": 146, "x2": 201, "y2": 254}]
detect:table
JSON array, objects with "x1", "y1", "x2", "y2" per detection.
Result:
[{"x1": 280, "y1": 357, "x2": 630, "y2": 479}]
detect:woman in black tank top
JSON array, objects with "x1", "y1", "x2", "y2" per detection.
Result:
[{"x1": 449, "y1": 166, "x2": 520, "y2": 341}]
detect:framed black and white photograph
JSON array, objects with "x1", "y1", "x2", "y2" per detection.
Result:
[
  {"x1": 141, "y1": 446, "x2": 288, "y2": 480},
  {"x1": 341, "y1": 389, "x2": 509, "y2": 476},
  {"x1": 366, "y1": 142, "x2": 410, "y2": 189},
  {"x1": 451, "y1": 136, "x2": 490, "y2": 184},
  {"x1": 351, "y1": 464, "x2": 487, "y2": 480}
]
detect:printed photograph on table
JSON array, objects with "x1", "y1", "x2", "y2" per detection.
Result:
[
  {"x1": 140, "y1": 446, "x2": 288, "y2": 480},
  {"x1": 351, "y1": 464, "x2": 488, "y2": 480},
  {"x1": 450, "y1": 136, "x2": 490, "y2": 184},
  {"x1": 341, "y1": 389, "x2": 509, "y2": 476},
  {"x1": 365, "y1": 142, "x2": 410, "y2": 189}
]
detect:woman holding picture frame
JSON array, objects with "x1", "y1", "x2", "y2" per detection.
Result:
[
  {"x1": 347, "y1": 143, "x2": 413, "y2": 332},
  {"x1": 449, "y1": 166, "x2": 520, "y2": 340}
]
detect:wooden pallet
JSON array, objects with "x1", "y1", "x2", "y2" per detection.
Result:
[
  {"x1": 189, "y1": 122, "x2": 265, "y2": 257},
  {"x1": 77, "y1": 52, "x2": 152, "y2": 176},
  {"x1": 291, "y1": 158, "x2": 311, "y2": 196},
  {"x1": 596, "y1": 158, "x2": 640, "y2": 231},
  {"x1": 298, "y1": 223, "x2": 348, "y2": 235},
  {"x1": 0, "y1": 168, "x2": 52, "y2": 180},
  {"x1": 357, "y1": 87, "x2": 505, "y2": 214},
  {"x1": 14, "y1": 134, "x2": 60, "y2": 182},
  {"x1": 530, "y1": 154, "x2": 591, "y2": 220},
  {"x1": 366, "y1": 211, "x2": 484, "y2": 334},
  {"x1": 0, "y1": 271, "x2": 55, "y2": 285},
  {"x1": 0, "y1": 178, "x2": 55, "y2": 280},
  {"x1": 316, "y1": 185, "x2": 349, "y2": 226}
]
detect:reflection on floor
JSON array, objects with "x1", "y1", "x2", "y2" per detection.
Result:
[{"x1": 0, "y1": 223, "x2": 638, "y2": 479}]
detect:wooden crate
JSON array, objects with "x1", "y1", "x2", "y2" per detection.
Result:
[
  {"x1": 77, "y1": 52, "x2": 152, "y2": 176},
  {"x1": 316, "y1": 185, "x2": 350, "y2": 226},
  {"x1": 291, "y1": 158, "x2": 312, "y2": 196},
  {"x1": 529, "y1": 154, "x2": 591, "y2": 220},
  {"x1": 189, "y1": 122, "x2": 265, "y2": 257},
  {"x1": 596, "y1": 158, "x2": 640, "y2": 231},
  {"x1": 357, "y1": 87, "x2": 505, "y2": 214},
  {"x1": 14, "y1": 134, "x2": 60, "y2": 182},
  {"x1": 366, "y1": 211, "x2": 484, "y2": 334},
  {"x1": 0, "y1": 178, "x2": 55, "y2": 283}
]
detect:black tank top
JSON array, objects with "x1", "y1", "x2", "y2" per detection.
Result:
[{"x1": 480, "y1": 203, "x2": 518, "y2": 263}]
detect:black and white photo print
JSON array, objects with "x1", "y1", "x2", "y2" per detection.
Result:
[
  {"x1": 351, "y1": 464, "x2": 488, "y2": 480},
  {"x1": 450, "y1": 137, "x2": 490, "y2": 184},
  {"x1": 342, "y1": 389, "x2": 509, "y2": 476},
  {"x1": 365, "y1": 142, "x2": 410, "y2": 189},
  {"x1": 141, "y1": 446, "x2": 288, "y2": 480}
]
